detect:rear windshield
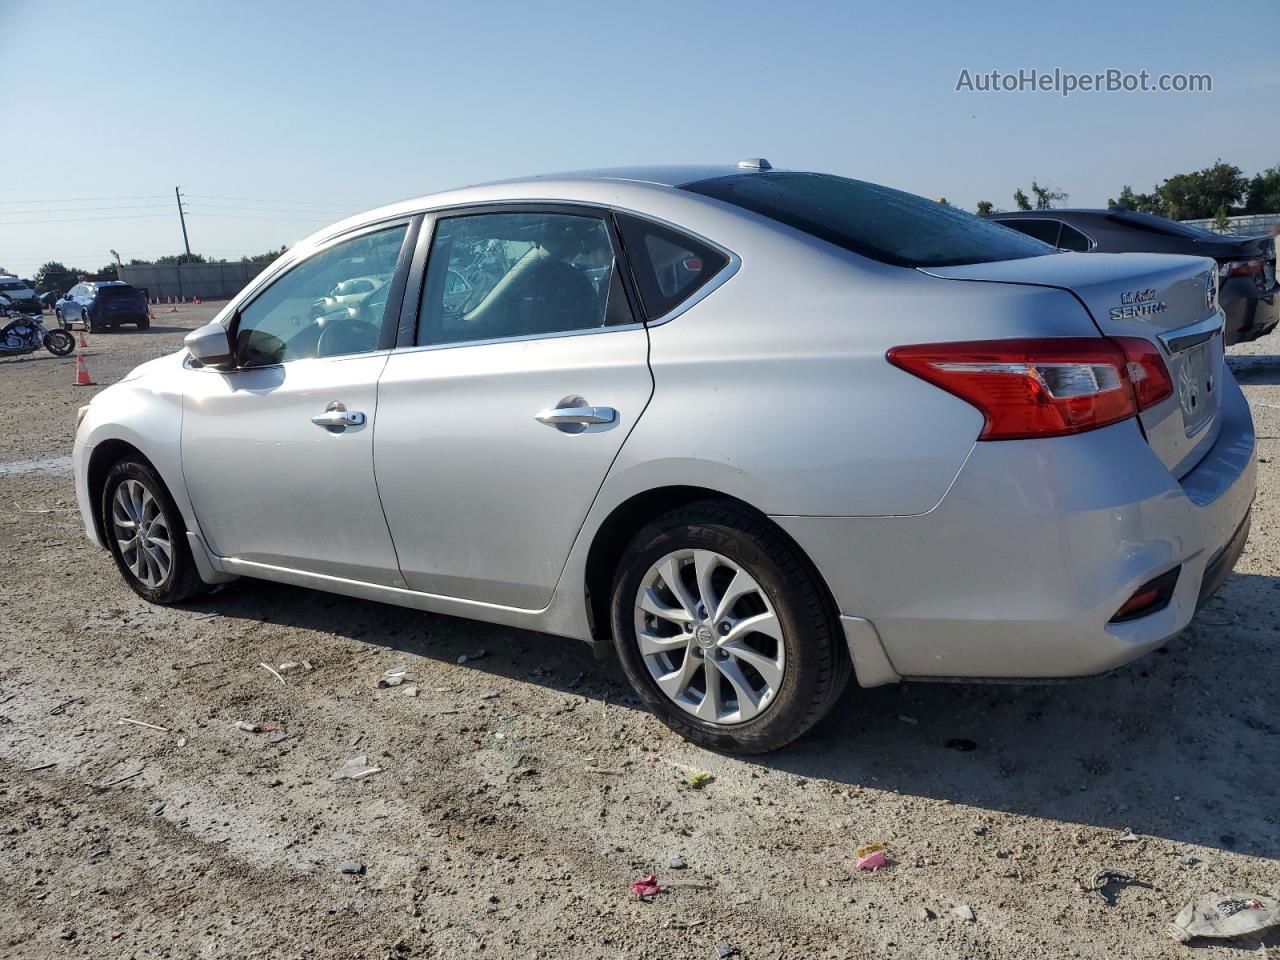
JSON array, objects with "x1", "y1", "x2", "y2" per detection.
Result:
[
  {"x1": 97, "y1": 285, "x2": 141, "y2": 298},
  {"x1": 682, "y1": 172, "x2": 1053, "y2": 268},
  {"x1": 1105, "y1": 211, "x2": 1220, "y2": 240},
  {"x1": 0, "y1": 279, "x2": 29, "y2": 291}
]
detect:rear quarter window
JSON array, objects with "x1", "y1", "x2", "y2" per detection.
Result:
[
  {"x1": 615, "y1": 213, "x2": 729, "y2": 319},
  {"x1": 683, "y1": 172, "x2": 1053, "y2": 268}
]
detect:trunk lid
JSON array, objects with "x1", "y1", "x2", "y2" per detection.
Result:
[{"x1": 923, "y1": 252, "x2": 1223, "y2": 478}]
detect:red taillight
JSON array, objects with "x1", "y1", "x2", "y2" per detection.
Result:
[
  {"x1": 887, "y1": 337, "x2": 1173, "y2": 441},
  {"x1": 1113, "y1": 336, "x2": 1174, "y2": 409},
  {"x1": 1218, "y1": 258, "x2": 1264, "y2": 278}
]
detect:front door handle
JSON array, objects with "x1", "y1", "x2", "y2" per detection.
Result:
[
  {"x1": 534, "y1": 405, "x2": 616, "y2": 426},
  {"x1": 311, "y1": 401, "x2": 365, "y2": 428}
]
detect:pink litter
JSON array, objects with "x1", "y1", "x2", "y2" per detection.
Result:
[
  {"x1": 856, "y1": 849, "x2": 888, "y2": 870},
  {"x1": 630, "y1": 873, "x2": 662, "y2": 898}
]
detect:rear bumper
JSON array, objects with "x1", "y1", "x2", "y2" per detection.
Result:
[
  {"x1": 775, "y1": 370, "x2": 1256, "y2": 684},
  {"x1": 1222, "y1": 280, "x2": 1278, "y2": 344}
]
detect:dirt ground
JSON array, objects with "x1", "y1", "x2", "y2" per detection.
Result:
[{"x1": 1, "y1": 302, "x2": 1277, "y2": 960}]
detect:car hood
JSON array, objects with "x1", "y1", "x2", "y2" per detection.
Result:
[{"x1": 118, "y1": 349, "x2": 188, "y2": 384}]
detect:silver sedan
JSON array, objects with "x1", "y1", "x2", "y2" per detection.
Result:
[{"x1": 73, "y1": 162, "x2": 1256, "y2": 751}]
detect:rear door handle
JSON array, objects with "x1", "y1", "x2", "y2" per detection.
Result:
[
  {"x1": 311, "y1": 401, "x2": 366, "y2": 428},
  {"x1": 535, "y1": 405, "x2": 616, "y2": 426}
]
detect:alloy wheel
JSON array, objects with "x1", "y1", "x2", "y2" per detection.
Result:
[
  {"x1": 633, "y1": 548, "x2": 785, "y2": 725},
  {"x1": 111, "y1": 479, "x2": 173, "y2": 587}
]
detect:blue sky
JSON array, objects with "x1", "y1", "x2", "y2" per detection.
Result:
[{"x1": 3, "y1": 0, "x2": 1277, "y2": 275}]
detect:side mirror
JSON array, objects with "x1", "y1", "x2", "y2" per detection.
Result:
[{"x1": 185, "y1": 321, "x2": 235, "y2": 369}]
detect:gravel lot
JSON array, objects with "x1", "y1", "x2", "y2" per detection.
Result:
[{"x1": 1, "y1": 303, "x2": 1277, "y2": 959}]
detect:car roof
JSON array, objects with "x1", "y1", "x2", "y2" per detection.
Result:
[
  {"x1": 988, "y1": 209, "x2": 1113, "y2": 218},
  {"x1": 295, "y1": 164, "x2": 778, "y2": 249}
]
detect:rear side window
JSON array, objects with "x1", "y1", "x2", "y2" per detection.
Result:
[
  {"x1": 683, "y1": 172, "x2": 1052, "y2": 268},
  {"x1": 994, "y1": 218, "x2": 1062, "y2": 246},
  {"x1": 1057, "y1": 223, "x2": 1093, "y2": 252},
  {"x1": 615, "y1": 214, "x2": 728, "y2": 318},
  {"x1": 417, "y1": 212, "x2": 632, "y2": 347}
]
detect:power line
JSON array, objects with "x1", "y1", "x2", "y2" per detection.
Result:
[
  {"x1": 0, "y1": 213, "x2": 173, "y2": 226},
  {"x1": 184, "y1": 211, "x2": 340, "y2": 223},
  {"x1": 0, "y1": 194, "x2": 170, "y2": 205},
  {"x1": 184, "y1": 193, "x2": 377, "y2": 207}
]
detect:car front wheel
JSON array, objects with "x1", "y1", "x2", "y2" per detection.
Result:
[
  {"x1": 610, "y1": 500, "x2": 850, "y2": 753},
  {"x1": 82, "y1": 310, "x2": 95, "y2": 334},
  {"x1": 55, "y1": 308, "x2": 64, "y2": 328},
  {"x1": 101, "y1": 459, "x2": 207, "y2": 604}
]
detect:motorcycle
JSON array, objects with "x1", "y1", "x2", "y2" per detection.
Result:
[{"x1": 0, "y1": 296, "x2": 75, "y2": 358}]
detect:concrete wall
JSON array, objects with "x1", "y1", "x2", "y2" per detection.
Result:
[
  {"x1": 1180, "y1": 213, "x2": 1280, "y2": 238},
  {"x1": 118, "y1": 261, "x2": 273, "y2": 301}
]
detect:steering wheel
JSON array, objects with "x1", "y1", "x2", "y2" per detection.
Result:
[{"x1": 316, "y1": 315, "x2": 379, "y2": 357}]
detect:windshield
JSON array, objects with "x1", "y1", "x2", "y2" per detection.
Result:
[
  {"x1": 682, "y1": 172, "x2": 1053, "y2": 267},
  {"x1": 97, "y1": 285, "x2": 141, "y2": 298},
  {"x1": 1106, "y1": 211, "x2": 1222, "y2": 240}
]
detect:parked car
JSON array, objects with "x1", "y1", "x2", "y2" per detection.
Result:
[
  {"x1": 56, "y1": 281, "x2": 150, "y2": 333},
  {"x1": 986, "y1": 209, "x2": 1278, "y2": 344},
  {"x1": 74, "y1": 164, "x2": 1255, "y2": 752},
  {"x1": 0, "y1": 276, "x2": 43, "y2": 315}
]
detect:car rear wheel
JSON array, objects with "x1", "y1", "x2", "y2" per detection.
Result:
[
  {"x1": 609, "y1": 500, "x2": 850, "y2": 753},
  {"x1": 136, "y1": 316, "x2": 150, "y2": 331},
  {"x1": 101, "y1": 459, "x2": 207, "y2": 604}
]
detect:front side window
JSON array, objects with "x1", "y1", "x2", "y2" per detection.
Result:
[
  {"x1": 683, "y1": 172, "x2": 1053, "y2": 268},
  {"x1": 234, "y1": 224, "x2": 407, "y2": 367},
  {"x1": 417, "y1": 212, "x2": 632, "y2": 347}
]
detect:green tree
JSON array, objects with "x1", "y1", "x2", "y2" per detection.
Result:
[
  {"x1": 240, "y1": 245, "x2": 287, "y2": 264},
  {"x1": 150, "y1": 252, "x2": 209, "y2": 265},
  {"x1": 33, "y1": 261, "x2": 86, "y2": 296},
  {"x1": 1244, "y1": 164, "x2": 1280, "y2": 214},
  {"x1": 1213, "y1": 203, "x2": 1231, "y2": 233},
  {"x1": 1107, "y1": 184, "x2": 1164, "y2": 214},
  {"x1": 1030, "y1": 180, "x2": 1068, "y2": 209},
  {"x1": 975, "y1": 200, "x2": 996, "y2": 216},
  {"x1": 1013, "y1": 188, "x2": 1031, "y2": 211},
  {"x1": 1157, "y1": 161, "x2": 1246, "y2": 220},
  {"x1": 97, "y1": 263, "x2": 119, "y2": 280}
]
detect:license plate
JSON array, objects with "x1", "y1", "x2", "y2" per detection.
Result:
[{"x1": 1177, "y1": 341, "x2": 1216, "y2": 435}]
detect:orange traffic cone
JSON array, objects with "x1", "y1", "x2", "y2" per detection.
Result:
[
  {"x1": 193, "y1": 296, "x2": 201, "y2": 305},
  {"x1": 78, "y1": 329, "x2": 89, "y2": 349},
  {"x1": 74, "y1": 349, "x2": 95, "y2": 386},
  {"x1": 148, "y1": 304, "x2": 157, "y2": 320}
]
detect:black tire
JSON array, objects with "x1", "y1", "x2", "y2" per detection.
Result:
[
  {"x1": 82, "y1": 310, "x2": 95, "y2": 334},
  {"x1": 609, "y1": 500, "x2": 851, "y2": 753},
  {"x1": 136, "y1": 316, "x2": 150, "y2": 331},
  {"x1": 100, "y1": 459, "x2": 207, "y2": 604},
  {"x1": 43, "y1": 330, "x2": 75, "y2": 356}
]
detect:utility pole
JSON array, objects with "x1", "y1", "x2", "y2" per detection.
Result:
[
  {"x1": 174, "y1": 186, "x2": 192, "y2": 262},
  {"x1": 175, "y1": 186, "x2": 191, "y2": 302}
]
